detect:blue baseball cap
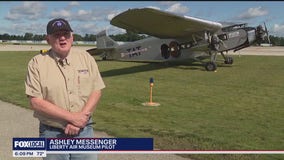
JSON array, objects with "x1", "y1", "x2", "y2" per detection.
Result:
[{"x1": 46, "y1": 18, "x2": 73, "y2": 34}]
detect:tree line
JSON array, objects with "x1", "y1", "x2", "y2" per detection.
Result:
[
  {"x1": 269, "y1": 35, "x2": 284, "y2": 46},
  {"x1": 1, "y1": 32, "x2": 284, "y2": 46},
  {"x1": 0, "y1": 33, "x2": 97, "y2": 41},
  {"x1": 0, "y1": 31, "x2": 147, "y2": 42}
]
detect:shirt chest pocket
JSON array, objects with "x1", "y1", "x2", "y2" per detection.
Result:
[{"x1": 77, "y1": 70, "x2": 94, "y2": 98}]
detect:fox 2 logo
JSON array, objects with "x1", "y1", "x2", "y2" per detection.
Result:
[{"x1": 13, "y1": 138, "x2": 45, "y2": 149}]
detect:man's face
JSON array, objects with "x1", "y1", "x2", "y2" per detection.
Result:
[{"x1": 47, "y1": 30, "x2": 73, "y2": 57}]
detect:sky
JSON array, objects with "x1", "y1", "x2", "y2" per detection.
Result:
[{"x1": 0, "y1": 1, "x2": 284, "y2": 37}]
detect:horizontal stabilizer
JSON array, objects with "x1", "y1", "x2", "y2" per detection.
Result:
[{"x1": 86, "y1": 47, "x2": 114, "y2": 56}]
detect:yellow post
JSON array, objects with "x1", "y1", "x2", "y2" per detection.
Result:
[
  {"x1": 142, "y1": 77, "x2": 160, "y2": 106},
  {"x1": 149, "y1": 78, "x2": 154, "y2": 103}
]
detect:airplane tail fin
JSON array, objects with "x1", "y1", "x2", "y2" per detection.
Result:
[{"x1": 96, "y1": 30, "x2": 119, "y2": 49}]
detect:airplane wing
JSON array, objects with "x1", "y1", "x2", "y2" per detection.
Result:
[{"x1": 111, "y1": 8, "x2": 222, "y2": 40}]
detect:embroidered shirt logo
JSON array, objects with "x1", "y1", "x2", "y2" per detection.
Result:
[{"x1": 78, "y1": 69, "x2": 89, "y2": 74}]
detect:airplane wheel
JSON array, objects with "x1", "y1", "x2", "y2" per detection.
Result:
[
  {"x1": 224, "y1": 57, "x2": 234, "y2": 64},
  {"x1": 161, "y1": 44, "x2": 170, "y2": 59},
  {"x1": 102, "y1": 56, "x2": 107, "y2": 60},
  {"x1": 169, "y1": 41, "x2": 181, "y2": 58},
  {"x1": 205, "y1": 62, "x2": 217, "y2": 71}
]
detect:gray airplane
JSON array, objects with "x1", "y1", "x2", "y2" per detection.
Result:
[{"x1": 87, "y1": 8, "x2": 269, "y2": 71}]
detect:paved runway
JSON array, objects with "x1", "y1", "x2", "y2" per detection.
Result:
[
  {"x1": 1, "y1": 44, "x2": 284, "y2": 56},
  {"x1": 229, "y1": 46, "x2": 284, "y2": 56},
  {"x1": 0, "y1": 44, "x2": 94, "y2": 52}
]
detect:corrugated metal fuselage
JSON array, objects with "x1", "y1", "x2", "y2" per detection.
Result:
[{"x1": 107, "y1": 37, "x2": 205, "y2": 62}]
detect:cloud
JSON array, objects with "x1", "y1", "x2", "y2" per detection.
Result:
[
  {"x1": 69, "y1": 1, "x2": 80, "y2": 6},
  {"x1": 146, "y1": 6, "x2": 161, "y2": 10},
  {"x1": 166, "y1": 3, "x2": 189, "y2": 14},
  {"x1": 107, "y1": 10, "x2": 123, "y2": 21},
  {"x1": 5, "y1": 12, "x2": 21, "y2": 21},
  {"x1": 272, "y1": 24, "x2": 284, "y2": 36},
  {"x1": 74, "y1": 22, "x2": 97, "y2": 35},
  {"x1": 4, "y1": 22, "x2": 46, "y2": 35},
  {"x1": 49, "y1": 2, "x2": 95, "y2": 21},
  {"x1": 106, "y1": 26, "x2": 126, "y2": 35},
  {"x1": 107, "y1": 13, "x2": 117, "y2": 21},
  {"x1": 50, "y1": 9, "x2": 72, "y2": 19},
  {"x1": 49, "y1": 6, "x2": 114, "y2": 22},
  {"x1": 237, "y1": 6, "x2": 268, "y2": 20},
  {"x1": 159, "y1": 1, "x2": 177, "y2": 5},
  {"x1": 45, "y1": 4, "x2": 119, "y2": 35},
  {"x1": 5, "y1": 2, "x2": 46, "y2": 21},
  {"x1": 65, "y1": 1, "x2": 80, "y2": 10},
  {"x1": 74, "y1": 9, "x2": 97, "y2": 21}
]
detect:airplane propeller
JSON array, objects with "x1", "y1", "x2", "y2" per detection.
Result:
[
  {"x1": 264, "y1": 22, "x2": 271, "y2": 44},
  {"x1": 255, "y1": 22, "x2": 271, "y2": 45}
]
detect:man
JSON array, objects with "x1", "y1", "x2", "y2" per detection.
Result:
[{"x1": 25, "y1": 18, "x2": 105, "y2": 160}]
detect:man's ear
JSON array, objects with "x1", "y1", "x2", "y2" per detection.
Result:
[{"x1": 46, "y1": 35, "x2": 50, "y2": 44}]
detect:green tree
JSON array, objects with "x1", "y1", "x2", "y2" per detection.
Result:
[
  {"x1": 23, "y1": 33, "x2": 33, "y2": 40},
  {"x1": 33, "y1": 34, "x2": 45, "y2": 41},
  {"x1": 0, "y1": 33, "x2": 10, "y2": 40},
  {"x1": 73, "y1": 34, "x2": 83, "y2": 41}
]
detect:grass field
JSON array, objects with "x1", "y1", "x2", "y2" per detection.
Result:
[{"x1": 0, "y1": 51, "x2": 283, "y2": 160}]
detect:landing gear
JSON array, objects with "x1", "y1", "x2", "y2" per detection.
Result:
[
  {"x1": 169, "y1": 41, "x2": 181, "y2": 58},
  {"x1": 161, "y1": 44, "x2": 170, "y2": 59},
  {"x1": 224, "y1": 56, "x2": 234, "y2": 64},
  {"x1": 221, "y1": 52, "x2": 234, "y2": 64},
  {"x1": 204, "y1": 51, "x2": 233, "y2": 71},
  {"x1": 101, "y1": 54, "x2": 107, "y2": 60},
  {"x1": 205, "y1": 62, "x2": 217, "y2": 71},
  {"x1": 205, "y1": 51, "x2": 218, "y2": 71}
]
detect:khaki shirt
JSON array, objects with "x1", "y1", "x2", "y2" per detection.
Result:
[{"x1": 25, "y1": 48, "x2": 105, "y2": 129}]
